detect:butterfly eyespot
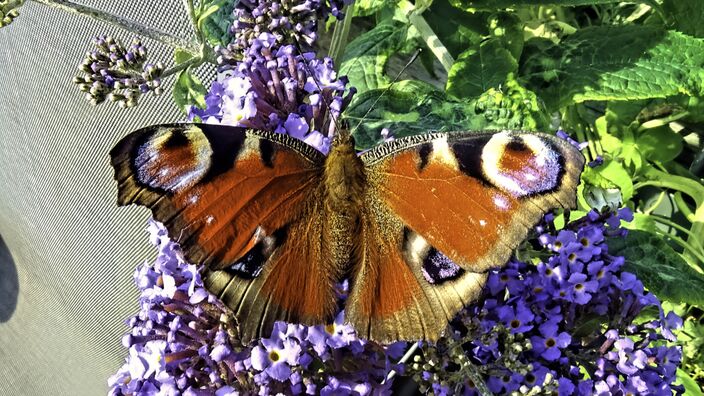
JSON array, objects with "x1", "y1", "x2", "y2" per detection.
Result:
[{"x1": 481, "y1": 132, "x2": 562, "y2": 197}]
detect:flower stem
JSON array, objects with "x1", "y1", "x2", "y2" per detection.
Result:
[
  {"x1": 31, "y1": 0, "x2": 199, "y2": 53},
  {"x1": 399, "y1": 0, "x2": 454, "y2": 73},
  {"x1": 161, "y1": 55, "x2": 203, "y2": 78},
  {"x1": 330, "y1": 2, "x2": 354, "y2": 66}
]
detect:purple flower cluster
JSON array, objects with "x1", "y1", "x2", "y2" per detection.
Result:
[
  {"x1": 108, "y1": 220, "x2": 244, "y2": 395},
  {"x1": 190, "y1": 33, "x2": 355, "y2": 154},
  {"x1": 219, "y1": 0, "x2": 352, "y2": 57},
  {"x1": 410, "y1": 208, "x2": 684, "y2": 395},
  {"x1": 110, "y1": 220, "x2": 405, "y2": 395},
  {"x1": 74, "y1": 35, "x2": 164, "y2": 107}
]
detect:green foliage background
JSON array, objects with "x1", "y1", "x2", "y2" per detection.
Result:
[{"x1": 337, "y1": 0, "x2": 704, "y2": 391}]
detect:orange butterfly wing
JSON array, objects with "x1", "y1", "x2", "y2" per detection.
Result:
[
  {"x1": 346, "y1": 131, "x2": 584, "y2": 342},
  {"x1": 110, "y1": 123, "x2": 342, "y2": 340}
]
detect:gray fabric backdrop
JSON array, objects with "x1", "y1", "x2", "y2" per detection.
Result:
[{"x1": 0, "y1": 2, "x2": 215, "y2": 394}]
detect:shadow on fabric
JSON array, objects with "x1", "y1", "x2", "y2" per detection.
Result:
[{"x1": 0, "y1": 235, "x2": 18, "y2": 322}]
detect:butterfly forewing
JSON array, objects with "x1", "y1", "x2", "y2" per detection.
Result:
[
  {"x1": 110, "y1": 123, "x2": 342, "y2": 340},
  {"x1": 345, "y1": 131, "x2": 584, "y2": 342}
]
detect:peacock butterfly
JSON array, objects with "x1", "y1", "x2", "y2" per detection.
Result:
[{"x1": 110, "y1": 123, "x2": 584, "y2": 343}]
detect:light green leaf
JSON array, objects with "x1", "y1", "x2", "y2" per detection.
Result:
[
  {"x1": 174, "y1": 48, "x2": 195, "y2": 65},
  {"x1": 584, "y1": 159, "x2": 634, "y2": 202},
  {"x1": 339, "y1": 19, "x2": 408, "y2": 93},
  {"x1": 608, "y1": 229, "x2": 704, "y2": 307},
  {"x1": 173, "y1": 69, "x2": 207, "y2": 113},
  {"x1": 638, "y1": 126, "x2": 683, "y2": 164},
  {"x1": 594, "y1": 116, "x2": 623, "y2": 154},
  {"x1": 446, "y1": 39, "x2": 518, "y2": 99},
  {"x1": 521, "y1": 26, "x2": 704, "y2": 109},
  {"x1": 450, "y1": 0, "x2": 622, "y2": 10},
  {"x1": 197, "y1": 3, "x2": 222, "y2": 29},
  {"x1": 663, "y1": 0, "x2": 704, "y2": 38},
  {"x1": 628, "y1": 213, "x2": 660, "y2": 234},
  {"x1": 355, "y1": 0, "x2": 398, "y2": 16},
  {"x1": 675, "y1": 369, "x2": 704, "y2": 396}
]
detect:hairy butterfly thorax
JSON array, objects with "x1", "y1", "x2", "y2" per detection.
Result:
[{"x1": 322, "y1": 130, "x2": 366, "y2": 279}]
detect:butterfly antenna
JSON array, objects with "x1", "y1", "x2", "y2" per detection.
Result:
[
  {"x1": 292, "y1": 40, "x2": 343, "y2": 138},
  {"x1": 350, "y1": 49, "x2": 422, "y2": 136}
]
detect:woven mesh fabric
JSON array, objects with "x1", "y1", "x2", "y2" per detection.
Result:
[{"x1": 0, "y1": 2, "x2": 216, "y2": 394}]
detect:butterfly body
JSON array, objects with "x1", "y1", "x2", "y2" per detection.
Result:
[{"x1": 111, "y1": 123, "x2": 584, "y2": 343}]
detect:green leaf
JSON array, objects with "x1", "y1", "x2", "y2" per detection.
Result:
[
  {"x1": 489, "y1": 12, "x2": 524, "y2": 61},
  {"x1": 520, "y1": 26, "x2": 704, "y2": 109},
  {"x1": 675, "y1": 369, "x2": 704, "y2": 396},
  {"x1": 637, "y1": 126, "x2": 683, "y2": 164},
  {"x1": 174, "y1": 48, "x2": 195, "y2": 65},
  {"x1": 197, "y1": 3, "x2": 222, "y2": 29},
  {"x1": 355, "y1": 0, "x2": 398, "y2": 16},
  {"x1": 198, "y1": 0, "x2": 235, "y2": 46},
  {"x1": 663, "y1": 0, "x2": 704, "y2": 38},
  {"x1": 345, "y1": 76, "x2": 550, "y2": 149},
  {"x1": 608, "y1": 229, "x2": 704, "y2": 306},
  {"x1": 583, "y1": 159, "x2": 634, "y2": 202},
  {"x1": 450, "y1": 0, "x2": 622, "y2": 10},
  {"x1": 173, "y1": 69, "x2": 207, "y2": 113},
  {"x1": 423, "y1": 0, "x2": 486, "y2": 58},
  {"x1": 446, "y1": 39, "x2": 518, "y2": 99},
  {"x1": 339, "y1": 19, "x2": 408, "y2": 93}
]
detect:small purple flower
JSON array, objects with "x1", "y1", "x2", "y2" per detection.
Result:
[
  {"x1": 566, "y1": 272, "x2": 598, "y2": 304},
  {"x1": 497, "y1": 301, "x2": 535, "y2": 334},
  {"x1": 251, "y1": 338, "x2": 302, "y2": 381},
  {"x1": 530, "y1": 322, "x2": 571, "y2": 361}
]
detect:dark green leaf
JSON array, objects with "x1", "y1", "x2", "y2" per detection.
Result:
[
  {"x1": 571, "y1": 313, "x2": 608, "y2": 338},
  {"x1": 663, "y1": 0, "x2": 704, "y2": 38},
  {"x1": 339, "y1": 19, "x2": 408, "y2": 93},
  {"x1": 446, "y1": 39, "x2": 517, "y2": 99},
  {"x1": 423, "y1": 0, "x2": 486, "y2": 58},
  {"x1": 173, "y1": 69, "x2": 207, "y2": 113},
  {"x1": 490, "y1": 12, "x2": 524, "y2": 60},
  {"x1": 520, "y1": 26, "x2": 704, "y2": 109},
  {"x1": 199, "y1": 0, "x2": 235, "y2": 46},
  {"x1": 608, "y1": 229, "x2": 704, "y2": 306},
  {"x1": 345, "y1": 76, "x2": 550, "y2": 149}
]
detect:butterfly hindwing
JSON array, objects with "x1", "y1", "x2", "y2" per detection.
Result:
[
  {"x1": 345, "y1": 131, "x2": 584, "y2": 342},
  {"x1": 110, "y1": 123, "x2": 342, "y2": 340}
]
